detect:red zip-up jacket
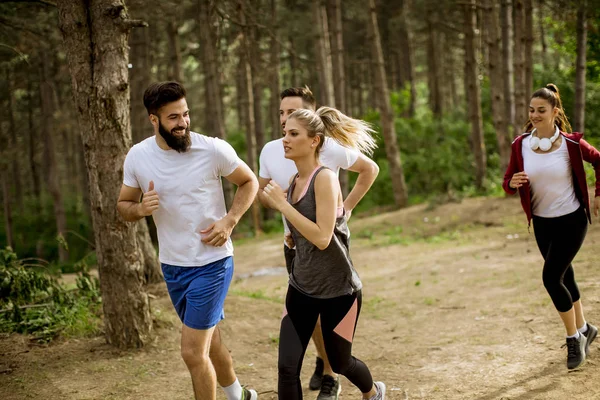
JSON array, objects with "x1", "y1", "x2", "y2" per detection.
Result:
[{"x1": 502, "y1": 132, "x2": 600, "y2": 225}]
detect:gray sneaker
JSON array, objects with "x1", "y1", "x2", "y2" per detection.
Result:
[
  {"x1": 565, "y1": 334, "x2": 587, "y2": 369},
  {"x1": 582, "y1": 323, "x2": 598, "y2": 355},
  {"x1": 371, "y1": 382, "x2": 386, "y2": 400},
  {"x1": 316, "y1": 375, "x2": 341, "y2": 400}
]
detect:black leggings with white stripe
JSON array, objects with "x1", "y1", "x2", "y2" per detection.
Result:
[
  {"x1": 532, "y1": 207, "x2": 588, "y2": 313},
  {"x1": 277, "y1": 285, "x2": 373, "y2": 399}
]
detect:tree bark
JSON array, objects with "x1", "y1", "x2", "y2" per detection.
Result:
[
  {"x1": 574, "y1": 0, "x2": 587, "y2": 132},
  {"x1": 426, "y1": 17, "x2": 442, "y2": 117},
  {"x1": 6, "y1": 69, "x2": 24, "y2": 213},
  {"x1": 27, "y1": 77, "x2": 41, "y2": 205},
  {"x1": 464, "y1": 0, "x2": 486, "y2": 189},
  {"x1": 538, "y1": 0, "x2": 548, "y2": 69},
  {"x1": 40, "y1": 57, "x2": 69, "y2": 264},
  {"x1": 397, "y1": 0, "x2": 416, "y2": 117},
  {"x1": 268, "y1": 0, "x2": 281, "y2": 142},
  {"x1": 313, "y1": 0, "x2": 335, "y2": 106},
  {"x1": 167, "y1": 20, "x2": 183, "y2": 83},
  {"x1": 501, "y1": 0, "x2": 516, "y2": 136},
  {"x1": 524, "y1": 0, "x2": 533, "y2": 101},
  {"x1": 1, "y1": 172, "x2": 13, "y2": 250},
  {"x1": 513, "y1": 0, "x2": 526, "y2": 131},
  {"x1": 198, "y1": 0, "x2": 226, "y2": 139},
  {"x1": 129, "y1": 26, "x2": 152, "y2": 144},
  {"x1": 136, "y1": 219, "x2": 162, "y2": 284},
  {"x1": 238, "y1": 0, "x2": 261, "y2": 235},
  {"x1": 57, "y1": 0, "x2": 152, "y2": 349},
  {"x1": 367, "y1": 0, "x2": 408, "y2": 208},
  {"x1": 483, "y1": 0, "x2": 511, "y2": 173}
]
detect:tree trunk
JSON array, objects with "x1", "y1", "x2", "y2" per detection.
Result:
[
  {"x1": 27, "y1": 77, "x2": 41, "y2": 205},
  {"x1": 464, "y1": 0, "x2": 486, "y2": 189},
  {"x1": 289, "y1": 34, "x2": 298, "y2": 86},
  {"x1": 251, "y1": 25, "x2": 265, "y2": 153},
  {"x1": 397, "y1": 0, "x2": 416, "y2": 117},
  {"x1": 313, "y1": 0, "x2": 335, "y2": 106},
  {"x1": 524, "y1": 0, "x2": 533, "y2": 101},
  {"x1": 40, "y1": 57, "x2": 69, "y2": 264},
  {"x1": 238, "y1": 0, "x2": 261, "y2": 236},
  {"x1": 167, "y1": 20, "x2": 183, "y2": 82},
  {"x1": 1, "y1": 172, "x2": 13, "y2": 250},
  {"x1": 57, "y1": 0, "x2": 152, "y2": 349},
  {"x1": 538, "y1": 0, "x2": 548, "y2": 69},
  {"x1": 136, "y1": 219, "x2": 162, "y2": 284},
  {"x1": 483, "y1": 0, "x2": 511, "y2": 173},
  {"x1": 268, "y1": 0, "x2": 281, "y2": 142},
  {"x1": 501, "y1": 0, "x2": 516, "y2": 136},
  {"x1": 574, "y1": 0, "x2": 587, "y2": 132},
  {"x1": 129, "y1": 26, "x2": 152, "y2": 144},
  {"x1": 367, "y1": 0, "x2": 408, "y2": 208},
  {"x1": 426, "y1": 18, "x2": 442, "y2": 117},
  {"x1": 326, "y1": 0, "x2": 348, "y2": 195},
  {"x1": 6, "y1": 70, "x2": 24, "y2": 213},
  {"x1": 513, "y1": 0, "x2": 526, "y2": 131},
  {"x1": 198, "y1": 0, "x2": 226, "y2": 139}
]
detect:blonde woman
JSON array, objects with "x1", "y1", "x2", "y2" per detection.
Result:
[{"x1": 263, "y1": 107, "x2": 385, "y2": 400}]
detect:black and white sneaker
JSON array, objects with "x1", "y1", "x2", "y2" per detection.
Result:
[
  {"x1": 582, "y1": 322, "x2": 598, "y2": 355},
  {"x1": 565, "y1": 334, "x2": 587, "y2": 369},
  {"x1": 371, "y1": 381, "x2": 386, "y2": 400},
  {"x1": 241, "y1": 387, "x2": 258, "y2": 400},
  {"x1": 316, "y1": 375, "x2": 341, "y2": 400},
  {"x1": 309, "y1": 357, "x2": 324, "y2": 390}
]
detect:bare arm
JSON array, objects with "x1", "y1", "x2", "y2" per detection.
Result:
[
  {"x1": 117, "y1": 182, "x2": 157, "y2": 222},
  {"x1": 343, "y1": 153, "x2": 379, "y2": 213},
  {"x1": 258, "y1": 176, "x2": 275, "y2": 209},
  {"x1": 263, "y1": 170, "x2": 338, "y2": 250},
  {"x1": 201, "y1": 162, "x2": 259, "y2": 246}
]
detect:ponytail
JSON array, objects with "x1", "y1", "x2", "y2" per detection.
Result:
[
  {"x1": 524, "y1": 83, "x2": 572, "y2": 133},
  {"x1": 316, "y1": 107, "x2": 377, "y2": 156}
]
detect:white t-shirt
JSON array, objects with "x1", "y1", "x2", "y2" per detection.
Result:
[
  {"x1": 123, "y1": 132, "x2": 242, "y2": 267},
  {"x1": 523, "y1": 135, "x2": 580, "y2": 218},
  {"x1": 258, "y1": 137, "x2": 359, "y2": 241}
]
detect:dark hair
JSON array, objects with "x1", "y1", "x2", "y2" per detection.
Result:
[
  {"x1": 524, "y1": 83, "x2": 572, "y2": 133},
  {"x1": 143, "y1": 81, "x2": 187, "y2": 115},
  {"x1": 280, "y1": 86, "x2": 317, "y2": 110}
]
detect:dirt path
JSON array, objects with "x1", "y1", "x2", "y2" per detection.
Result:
[{"x1": 2, "y1": 196, "x2": 599, "y2": 399}]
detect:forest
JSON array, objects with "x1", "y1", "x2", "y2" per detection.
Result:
[{"x1": 1, "y1": 0, "x2": 600, "y2": 399}]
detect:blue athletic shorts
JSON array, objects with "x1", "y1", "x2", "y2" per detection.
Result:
[{"x1": 161, "y1": 256, "x2": 234, "y2": 330}]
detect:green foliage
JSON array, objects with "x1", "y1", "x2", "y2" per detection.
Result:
[
  {"x1": 0, "y1": 194, "x2": 95, "y2": 274},
  {"x1": 0, "y1": 248, "x2": 101, "y2": 342}
]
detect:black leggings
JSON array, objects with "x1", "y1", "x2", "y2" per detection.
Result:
[
  {"x1": 278, "y1": 285, "x2": 373, "y2": 399},
  {"x1": 532, "y1": 207, "x2": 588, "y2": 313}
]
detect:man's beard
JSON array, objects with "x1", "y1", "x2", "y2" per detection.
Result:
[{"x1": 158, "y1": 120, "x2": 191, "y2": 153}]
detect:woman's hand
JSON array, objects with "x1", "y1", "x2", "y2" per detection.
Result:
[
  {"x1": 263, "y1": 180, "x2": 287, "y2": 211},
  {"x1": 285, "y1": 233, "x2": 295, "y2": 249},
  {"x1": 509, "y1": 172, "x2": 529, "y2": 189}
]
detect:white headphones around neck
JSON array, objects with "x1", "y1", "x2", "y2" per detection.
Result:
[{"x1": 530, "y1": 126, "x2": 560, "y2": 152}]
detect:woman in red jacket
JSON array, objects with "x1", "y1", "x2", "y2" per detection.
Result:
[{"x1": 503, "y1": 84, "x2": 600, "y2": 370}]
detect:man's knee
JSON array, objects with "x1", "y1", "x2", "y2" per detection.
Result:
[{"x1": 181, "y1": 344, "x2": 211, "y2": 368}]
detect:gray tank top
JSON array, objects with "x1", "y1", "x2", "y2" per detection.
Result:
[{"x1": 287, "y1": 166, "x2": 362, "y2": 299}]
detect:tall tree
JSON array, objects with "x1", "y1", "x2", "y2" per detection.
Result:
[
  {"x1": 513, "y1": 0, "x2": 527, "y2": 129},
  {"x1": 501, "y1": 0, "x2": 516, "y2": 137},
  {"x1": 6, "y1": 69, "x2": 24, "y2": 212},
  {"x1": 40, "y1": 54, "x2": 69, "y2": 263},
  {"x1": 397, "y1": 0, "x2": 416, "y2": 117},
  {"x1": 483, "y1": 0, "x2": 511, "y2": 172},
  {"x1": 167, "y1": 20, "x2": 183, "y2": 82},
  {"x1": 464, "y1": 0, "x2": 486, "y2": 189},
  {"x1": 524, "y1": 0, "x2": 533, "y2": 100},
  {"x1": 313, "y1": 0, "x2": 335, "y2": 106},
  {"x1": 238, "y1": 0, "x2": 261, "y2": 235},
  {"x1": 426, "y1": 16, "x2": 443, "y2": 117},
  {"x1": 367, "y1": 0, "x2": 408, "y2": 208},
  {"x1": 57, "y1": 0, "x2": 152, "y2": 348},
  {"x1": 574, "y1": 0, "x2": 587, "y2": 132}
]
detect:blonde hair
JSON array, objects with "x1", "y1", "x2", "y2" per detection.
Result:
[{"x1": 287, "y1": 106, "x2": 377, "y2": 156}]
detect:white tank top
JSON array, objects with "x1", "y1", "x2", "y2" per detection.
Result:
[{"x1": 522, "y1": 135, "x2": 580, "y2": 218}]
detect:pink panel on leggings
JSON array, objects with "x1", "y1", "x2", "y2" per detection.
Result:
[
  {"x1": 281, "y1": 305, "x2": 288, "y2": 319},
  {"x1": 333, "y1": 298, "x2": 358, "y2": 343}
]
